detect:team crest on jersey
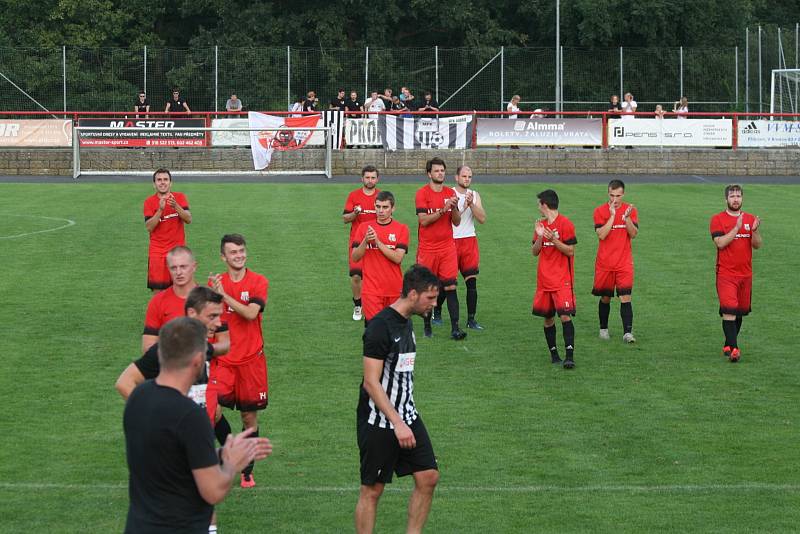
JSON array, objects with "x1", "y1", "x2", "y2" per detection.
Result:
[
  {"x1": 744, "y1": 223, "x2": 750, "y2": 231},
  {"x1": 240, "y1": 291, "x2": 250, "y2": 302},
  {"x1": 389, "y1": 233, "x2": 396, "y2": 242}
]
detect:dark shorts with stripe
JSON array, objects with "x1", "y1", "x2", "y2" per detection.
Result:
[{"x1": 357, "y1": 415, "x2": 438, "y2": 486}]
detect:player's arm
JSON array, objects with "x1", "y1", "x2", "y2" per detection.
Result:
[
  {"x1": 141, "y1": 334, "x2": 158, "y2": 354},
  {"x1": 362, "y1": 357, "x2": 416, "y2": 448},
  {"x1": 548, "y1": 228, "x2": 575, "y2": 257},
  {"x1": 375, "y1": 239, "x2": 406, "y2": 264},
  {"x1": 623, "y1": 206, "x2": 638, "y2": 238},
  {"x1": 144, "y1": 198, "x2": 165, "y2": 233},
  {"x1": 447, "y1": 196, "x2": 462, "y2": 226},
  {"x1": 351, "y1": 233, "x2": 368, "y2": 262},
  {"x1": 532, "y1": 222, "x2": 545, "y2": 256},
  {"x1": 468, "y1": 192, "x2": 486, "y2": 224},
  {"x1": 713, "y1": 215, "x2": 743, "y2": 250},
  {"x1": 751, "y1": 216, "x2": 763, "y2": 249},
  {"x1": 183, "y1": 102, "x2": 191, "y2": 113},
  {"x1": 225, "y1": 296, "x2": 261, "y2": 321},
  {"x1": 169, "y1": 196, "x2": 192, "y2": 224},
  {"x1": 417, "y1": 209, "x2": 446, "y2": 227},
  {"x1": 114, "y1": 363, "x2": 145, "y2": 400},
  {"x1": 596, "y1": 206, "x2": 615, "y2": 240},
  {"x1": 212, "y1": 330, "x2": 230, "y2": 356},
  {"x1": 343, "y1": 205, "x2": 361, "y2": 224}
]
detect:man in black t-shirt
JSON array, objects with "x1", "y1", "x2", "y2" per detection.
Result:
[
  {"x1": 134, "y1": 92, "x2": 150, "y2": 115},
  {"x1": 303, "y1": 90, "x2": 319, "y2": 112},
  {"x1": 355, "y1": 264, "x2": 441, "y2": 534},
  {"x1": 165, "y1": 88, "x2": 191, "y2": 116},
  {"x1": 346, "y1": 90, "x2": 364, "y2": 114},
  {"x1": 330, "y1": 88, "x2": 347, "y2": 111},
  {"x1": 123, "y1": 317, "x2": 272, "y2": 534}
]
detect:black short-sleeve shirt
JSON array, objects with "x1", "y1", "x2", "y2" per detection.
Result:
[
  {"x1": 134, "y1": 342, "x2": 216, "y2": 381},
  {"x1": 124, "y1": 380, "x2": 218, "y2": 533},
  {"x1": 330, "y1": 98, "x2": 346, "y2": 111},
  {"x1": 345, "y1": 99, "x2": 363, "y2": 112}
]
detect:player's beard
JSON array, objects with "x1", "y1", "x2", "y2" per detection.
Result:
[{"x1": 727, "y1": 200, "x2": 742, "y2": 212}]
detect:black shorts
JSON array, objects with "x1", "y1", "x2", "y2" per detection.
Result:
[{"x1": 357, "y1": 416, "x2": 438, "y2": 486}]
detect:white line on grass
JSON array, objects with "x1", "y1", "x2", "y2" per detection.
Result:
[
  {"x1": 691, "y1": 175, "x2": 713, "y2": 183},
  {"x1": 1, "y1": 214, "x2": 76, "y2": 239},
  {"x1": 1, "y1": 482, "x2": 797, "y2": 493}
]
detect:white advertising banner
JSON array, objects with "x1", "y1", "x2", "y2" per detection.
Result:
[
  {"x1": 608, "y1": 118, "x2": 732, "y2": 147},
  {"x1": 738, "y1": 120, "x2": 800, "y2": 147},
  {"x1": 0, "y1": 119, "x2": 72, "y2": 147},
  {"x1": 344, "y1": 118, "x2": 383, "y2": 146},
  {"x1": 476, "y1": 118, "x2": 602, "y2": 146}
]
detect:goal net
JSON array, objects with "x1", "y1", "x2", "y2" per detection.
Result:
[
  {"x1": 72, "y1": 124, "x2": 333, "y2": 179},
  {"x1": 770, "y1": 69, "x2": 800, "y2": 116}
]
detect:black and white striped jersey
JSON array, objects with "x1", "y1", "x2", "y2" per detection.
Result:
[{"x1": 358, "y1": 307, "x2": 418, "y2": 429}]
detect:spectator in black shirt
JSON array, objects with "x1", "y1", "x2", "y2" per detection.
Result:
[
  {"x1": 134, "y1": 92, "x2": 150, "y2": 115},
  {"x1": 346, "y1": 91, "x2": 364, "y2": 114},
  {"x1": 419, "y1": 91, "x2": 439, "y2": 113},
  {"x1": 123, "y1": 317, "x2": 272, "y2": 534},
  {"x1": 608, "y1": 95, "x2": 622, "y2": 118},
  {"x1": 379, "y1": 88, "x2": 394, "y2": 110},
  {"x1": 166, "y1": 89, "x2": 191, "y2": 116},
  {"x1": 330, "y1": 89, "x2": 347, "y2": 111},
  {"x1": 303, "y1": 91, "x2": 319, "y2": 112}
]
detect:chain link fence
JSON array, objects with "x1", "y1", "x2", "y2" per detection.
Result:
[{"x1": 0, "y1": 35, "x2": 796, "y2": 114}]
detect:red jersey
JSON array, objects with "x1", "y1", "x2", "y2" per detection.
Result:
[
  {"x1": 352, "y1": 219, "x2": 410, "y2": 296},
  {"x1": 217, "y1": 269, "x2": 269, "y2": 365},
  {"x1": 415, "y1": 184, "x2": 456, "y2": 250},
  {"x1": 593, "y1": 202, "x2": 638, "y2": 271},
  {"x1": 343, "y1": 188, "x2": 379, "y2": 240},
  {"x1": 533, "y1": 214, "x2": 577, "y2": 291},
  {"x1": 710, "y1": 211, "x2": 757, "y2": 277},
  {"x1": 143, "y1": 286, "x2": 187, "y2": 335},
  {"x1": 143, "y1": 192, "x2": 189, "y2": 255}
]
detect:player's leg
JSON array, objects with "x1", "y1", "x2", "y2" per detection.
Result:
[
  {"x1": 617, "y1": 270, "x2": 635, "y2": 343},
  {"x1": 460, "y1": 238, "x2": 482, "y2": 329},
  {"x1": 395, "y1": 417, "x2": 439, "y2": 534},
  {"x1": 355, "y1": 483, "x2": 386, "y2": 534},
  {"x1": 592, "y1": 269, "x2": 614, "y2": 339},
  {"x1": 351, "y1": 273, "x2": 363, "y2": 321},
  {"x1": 533, "y1": 291, "x2": 560, "y2": 363},
  {"x1": 431, "y1": 283, "x2": 445, "y2": 325},
  {"x1": 440, "y1": 247, "x2": 466, "y2": 340},
  {"x1": 416, "y1": 250, "x2": 438, "y2": 337},
  {"x1": 730, "y1": 277, "x2": 752, "y2": 362},
  {"x1": 464, "y1": 276, "x2": 483, "y2": 329},
  {"x1": 236, "y1": 357, "x2": 269, "y2": 486},
  {"x1": 407, "y1": 469, "x2": 439, "y2": 534},
  {"x1": 356, "y1": 421, "x2": 397, "y2": 533},
  {"x1": 556, "y1": 288, "x2": 577, "y2": 369},
  {"x1": 147, "y1": 253, "x2": 172, "y2": 292},
  {"x1": 717, "y1": 276, "x2": 741, "y2": 361}
]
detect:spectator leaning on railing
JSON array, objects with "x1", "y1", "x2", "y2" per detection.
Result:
[
  {"x1": 507, "y1": 95, "x2": 521, "y2": 119},
  {"x1": 226, "y1": 94, "x2": 243, "y2": 113},
  {"x1": 654, "y1": 104, "x2": 666, "y2": 119},
  {"x1": 608, "y1": 95, "x2": 622, "y2": 118},
  {"x1": 420, "y1": 92, "x2": 439, "y2": 113},
  {"x1": 290, "y1": 96, "x2": 304, "y2": 116},
  {"x1": 134, "y1": 91, "x2": 150, "y2": 115},
  {"x1": 365, "y1": 90, "x2": 386, "y2": 118},
  {"x1": 346, "y1": 91, "x2": 364, "y2": 114},
  {"x1": 621, "y1": 92, "x2": 637, "y2": 118},
  {"x1": 330, "y1": 89, "x2": 347, "y2": 111},
  {"x1": 303, "y1": 91, "x2": 319, "y2": 112},
  {"x1": 674, "y1": 97, "x2": 689, "y2": 119},
  {"x1": 391, "y1": 95, "x2": 409, "y2": 116},
  {"x1": 400, "y1": 87, "x2": 418, "y2": 111},
  {"x1": 166, "y1": 88, "x2": 191, "y2": 116},
  {"x1": 379, "y1": 88, "x2": 393, "y2": 110}
]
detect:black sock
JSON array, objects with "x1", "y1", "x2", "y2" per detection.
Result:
[
  {"x1": 620, "y1": 302, "x2": 633, "y2": 334},
  {"x1": 544, "y1": 324, "x2": 559, "y2": 358},
  {"x1": 598, "y1": 300, "x2": 610, "y2": 329},
  {"x1": 423, "y1": 312, "x2": 432, "y2": 329},
  {"x1": 445, "y1": 289, "x2": 460, "y2": 330},
  {"x1": 562, "y1": 320, "x2": 575, "y2": 358},
  {"x1": 434, "y1": 289, "x2": 446, "y2": 318},
  {"x1": 466, "y1": 278, "x2": 478, "y2": 320},
  {"x1": 353, "y1": 298, "x2": 362, "y2": 307},
  {"x1": 214, "y1": 414, "x2": 231, "y2": 446},
  {"x1": 722, "y1": 320, "x2": 738, "y2": 349},
  {"x1": 735, "y1": 315, "x2": 743, "y2": 334},
  {"x1": 241, "y1": 426, "x2": 259, "y2": 477}
]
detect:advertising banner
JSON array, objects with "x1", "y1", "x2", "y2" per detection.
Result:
[
  {"x1": 0, "y1": 119, "x2": 72, "y2": 147},
  {"x1": 608, "y1": 118, "x2": 732, "y2": 147},
  {"x1": 379, "y1": 115, "x2": 473, "y2": 150},
  {"x1": 211, "y1": 111, "x2": 344, "y2": 148},
  {"x1": 476, "y1": 118, "x2": 602, "y2": 146},
  {"x1": 248, "y1": 112, "x2": 321, "y2": 170},
  {"x1": 78, "y1": 118, "x2": 207, "y2": 147},
  {"x1": 344, "y1": 118, "x2": 382, "y2": 147},
  {"x1": 738, "y1": 120, "x2": 800, "y2": 147}
]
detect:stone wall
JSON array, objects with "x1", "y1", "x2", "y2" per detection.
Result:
[{"x1": 1, "y1": 147, "x2": 798, "y2": 176}]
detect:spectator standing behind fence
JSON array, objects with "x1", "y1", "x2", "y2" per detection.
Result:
[
  {"x1": 654, "y1": 104, "x2": 666, "y2": 119},
  {"x1": 330, "y1": 89, "x2": 347, "y2": 111},
  {"x1": 166, "y1": 89, "x2": 191, "y2": 116},
  {"x1": 608, "y1": 95, "x2": 622, "y2": 118},
  {"x1": 674, "y1": 97, "x2": 689, "y2": 119},
  {"x1": 226, "y1": 94, "x2": 243, "y2": 113},
  {"x1": 621, "y1": 93, "x2": 637, "y2": 118},
  {"x1": 365, "y1": 90, "x2": 386, "y2": 119},
  {"x1": 400, "y1": 87, "x2": 418, "y2": 112},
  {"x1": 134, "y1": 92, "x2": 150, "y2": 116},
  {"x1": 303, "y1": 91, "x2": 319, "y2": 112},
  {"x1": 391, "y1": 96, "x2": 409, "y2": 116},
  {"x1": 507, "y1": 95, "x2": 521, "y2": 119},
  {"x1": 346, "y1": 91, "x2": 364, "y2": 114},
  {"x1": 290, "y1": 96, "x2": 304, "y2": 116},
  {"x1": 379, "y1": 88, "x2": 393, "y2": 110},
  {"x1": 420, "y1": 92, "x2": 439, "y2": 113}
]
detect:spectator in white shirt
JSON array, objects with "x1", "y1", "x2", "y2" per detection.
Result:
[
  {"x1": 364, "y1": 90, "x2": 386, "y2": 119},
  {"x1": 507, "y1": 95, "x2": 521, "y2": 119},
  {"x1": 621, "y1": 92, "x2": 637, "y2": 118},
  {"x1": 673, "y1": 96, "x2": 689, "y2": 119}
]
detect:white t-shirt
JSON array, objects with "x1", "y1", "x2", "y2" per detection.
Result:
[
  {"x1": 675, "y1": 104, "x2": 688, "y2": 119},
  {"x1": 453, "y1": 189, "x2": 481, "y2": 239},
  {"x1": 622, "y1": 99, "x2": 637, "y2": 119},
  {"x1": 506, "y1": 103, "x2": 520, "y2": 119},
  {"x1": 365, "y1": 97, "x2": 386, "y2": 118}
]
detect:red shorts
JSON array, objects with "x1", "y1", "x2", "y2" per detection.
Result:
[
  {"x1": 591, "y1": 268, "x2": 634, "y2": 297},
  {"x1": 532, "y1": 286, "x2": 576, "y2": 318},
  {"x1": 147, "y1": 253, "x2": 172, "y2": 290},
  {"x1": 363, "y1": 293, "x2": 398, "y2": 321},
  {"x1": 204, "y1": 385, "x2": 219, "y2": 425},
  {"x1": 416, "y1": 245, "x2": 458, "y2": 286},
  {"x1": 716, "y1": 275, "x2": 752, "y2": 316},
  {"x1": 349, "y1": 244, "x2": 363, "y2": 277},
  {"x1": 209, "y1": 353, "x2": 268, "y2": 412},
  {"x1": 455, "y1": 237, "x2": 480, "y2": 277}
]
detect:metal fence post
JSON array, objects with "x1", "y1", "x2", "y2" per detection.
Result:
[
  {"x1": 758, "y1": 25, "x2": 762, "y2": 113},
  {"x1": 679, "y1": 46, "x2": 683, "y2": 98},
  {"x1": 214, "y1": 46, "x2": 219, "y2": 112},
  {"x1": 287, "y1": 46, "x2": 291, "y2": 111},
  {"x1": 560, "y1": 46, "x2": 564, "y2": 112},
  {"x1": 735, "y1": 46, "x2": 739, "y2": 107},
  {"x1": 143, "y1": 46, "x2": 147, "y2": 95},
  {"x1": 499, "y1": 46, "x2": 504, "y2": 110},
  {"x1": 745, "y1": 28, "x2": 749, "y2": 113},
  {"x1": 365, "y1": 47, "x2": 369, "y2": 103},
  {"x1": 619, "y1": 47, "x2": 624, "y2": 97},
  {"x1": 435, "y1": 46, "x2": 439, "y2": 102},
  {"x1": 62, "y1": 46, "x2": 67, "y2": 112}
]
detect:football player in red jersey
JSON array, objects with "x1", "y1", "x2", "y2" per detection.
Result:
[
  {"x1": 592, "y1": 180, "x2": 639, "y2": 343},
  {"x1": 710, "y1": 184, "x2": 762, "y2": 362},
  {"x1": 209, "y1": 234, "x2": 269, "y2": 487},
  {"x1": 532, "y1": 190, "x2": 578, "y2": 369},
  {"x1": 351, "y1": 191, "x2": 409, "y2": 323},
  {"x1": 343, "y1": 166, "x2": 380, "y2": 321},
  {"x1": 143, "y1": 168, "x2": 191, "y2": 291}
]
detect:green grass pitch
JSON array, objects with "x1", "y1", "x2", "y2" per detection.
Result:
[{"x1": 1, "y1": 180, "x2": 798, "y2": 533}]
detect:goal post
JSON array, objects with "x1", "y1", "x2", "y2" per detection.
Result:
[
  {"x1": 769, "y1": 69, "x2": 800, "y2": 116},
  {"x1": 72, "y1": 124, "x2": 334, "y2": 179}
]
